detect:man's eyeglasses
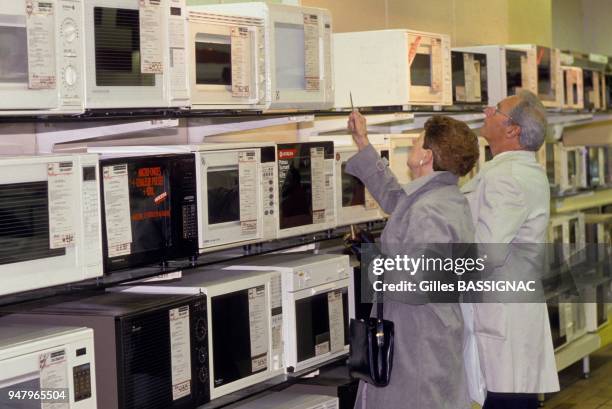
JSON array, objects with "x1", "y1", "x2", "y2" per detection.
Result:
[{"x1": 484, "y1": 105, "x2": 515, "y2": 123}]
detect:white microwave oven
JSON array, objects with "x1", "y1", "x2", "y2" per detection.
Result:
[
  {"x1": 453, "y1": 45, "x2": 537, "y2": 107},
  {"x1": 226, "y1": 253, "x2": 354, "y2": 374},
  {"x1": 0, "y1": 154, "x2": 102, "y2": 297},
  {"x1": 511, "y1": 45, "x2": 563, "y2": 109},
  {"x1": 387, "y1": 133, "x2": 420, "y2": 186},
  {"x1": 187, "y1": 10, "x2": 267, "y2": 110},
  {"x1": 3, "y1": 291, "x2": 210, "y2": 409},
  {"x1": 583, "y1": 68, "x2": 606, "y2": 111},
  {"x1": 0, "y1": 0, "x2": 85, "y2": 115},
  {"x1": 194, "y1": 2, "x2": 333, "y2": 111},
  {"x1": 548, "y1": 212, "x2": 586, "y2": 270},
  {"x1": 225, "y1": 390, "x2": 339, "y2": 409},
  {"x1": 83, "y1": 0, "x2": 189, "y2": 109},
  {"x1": 301, "y1": 135, "x2": 388, "y2": 226},
  {"x1": 117, "y1": 268, "x2": 283, "y2": 400},
  {"x1": 334, "y1": 29, "x2": 452, "y2": 109},
  {"x1": 0, "y1": 324, "x2": 96, "y2": 409},
  {"x1": 450, "y1": 50, "x2": 488, "y2": 106},
  {"x1": 546, "y1": 143, "x2": 587, "y2": 194},
  {"x1": 276, "y1": 141, "x2": 336, "y2": 239},
  {"x1": 88, "y1": 142, "x2": 278, "y2": 253},
  {"x1": 562, "y1": 66, "x2": 584, "y2": 110}
]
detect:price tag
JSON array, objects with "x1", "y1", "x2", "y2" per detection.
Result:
[
  {"x1": 48, "y1": 162, "x2": 76, "y2": 249},
  {"x1": 140, "y1": 0, "x2": 164, "y2": 74},
  {"x1": 26, "y1": 0, "x2": 56, "y2": 89}
]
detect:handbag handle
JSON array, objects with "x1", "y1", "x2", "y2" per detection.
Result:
[{"x1": 375, "y1": 269, "x2": 385, "y2": 347}]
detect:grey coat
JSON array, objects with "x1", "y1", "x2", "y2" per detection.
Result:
[{"x1": 345, "y1": 145, "x2": 474, "y2": 409}]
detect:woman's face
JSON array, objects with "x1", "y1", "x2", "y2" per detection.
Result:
[{"x1": 407, "y1": 132, "x2": 428, "y2": 178}]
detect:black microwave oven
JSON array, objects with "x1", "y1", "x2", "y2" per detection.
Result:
[
  {"x1": 1, "y1": 291, "x2": 210, "y2": 409},
  {"x1": 99, "y1": 154, "x2": 199, "y2": 273}
]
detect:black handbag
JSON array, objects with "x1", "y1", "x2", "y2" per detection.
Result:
[{"x1": 347, "y1": 276, "x2": 394, "y2": 387}]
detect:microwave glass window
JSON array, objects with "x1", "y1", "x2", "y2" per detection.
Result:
[
  {"x1": 411, "y1": 53, "x2": 432, "y2": 87},
  {"x1": 295, "y1": 288, "x2": 350, "y2": 363},
  {"x1": 0, "y1": 181, "x2": 66, "y2": 265},
  {"x1": 274, "y1": 22, "x2": 306, "y2": 90},
  {"x1": 567, "y1": 151, "x2": 577, "y2": 183},
  {"x1": 212, "y1": 288, "x2": 265, "y2": 387},
  {"x1": 195, "y1": 41, "x2": 232, "y2": 86},
  {"x1": 552, "y1": 225, "x2": 564, "y2": 267},
  {"x1": 588, "y1": 148, "x2": 601, "y2": 185},
  {"x1": 207, "y1": 169, "x2": 239, "y2": 225},
  {"x1": 506, "y1": 50, "x2": 525, "y2": 96},
  {"x1": 0, "y1": 376, "x2": 42, "y2": 409},
  {"x1": 126, "y1": 162, "x2": 172, "y2": 254},
  {"x1": 93, "y1": 7, "x2": 155, "y2": 87},
  {"x1": 0, "y1": 26, "x2": 28, "y2": 84},
  {"x1": 341, "y1": 163, "x2": 365, "y2": 207},
  {"x1": 279, "y1": 153, "x2": 313, "y2": 229},
  {"x1": 537, "y1": 48, "x2": 553, "y2": 100}
]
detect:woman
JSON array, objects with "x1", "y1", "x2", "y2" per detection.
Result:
[{"x1": 347, "y1": 112, "x2": 479, "y2": 409}]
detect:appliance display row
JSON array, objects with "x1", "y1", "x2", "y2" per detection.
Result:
[
  {"x1": 0, "y1": 252, "x2": 353, "y2": 409},
  {"x1": 0, "y1": 1, "x2": 608, "y2": 115}
]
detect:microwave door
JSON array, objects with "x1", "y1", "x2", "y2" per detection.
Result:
[
  {"x1": 537, "y1": 49, "x2": 554, "y2": 101},
  {"x1": 0, "y1": 14, "x2": 57, "y2": 110},
  {"x1": 0, "y1": 374, "x2": 42, "y2": 409},
  {"x1": 278, "y1": 154, "x2": 313, "y2": 231},
  {"x1": 191, "y1": 26, "x2": 258, "y2": 106},
  {"x1": 275, "y1": 21, "x2": 306, "y2": 92}
]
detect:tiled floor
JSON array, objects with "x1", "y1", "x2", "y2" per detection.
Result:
[{"x1": 544, "y1": 344, "x2": 612, "y2": 409}]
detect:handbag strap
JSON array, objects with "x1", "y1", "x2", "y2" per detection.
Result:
[{"x1": 376, "y1": 269, "x2": 384, "y2": 320}]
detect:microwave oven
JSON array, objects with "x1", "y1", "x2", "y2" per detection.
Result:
[
  {"x1": 547, "y1": 294, "x2": 588, "y2": 351},
  {"x1": 0, "y1": 0, "x2": 85, "y2": 115},
  {"x1": 546, "y1": 143, "x2": 587, "y2": 195},
  {"x1": 194, "y1": 2, "x2": 333, "y2": 111},
  {"x1": 548, "y1": 212, "x2": 586, "y2": 271},
  {"x1": 226, "y1": 253, "x2": 354, "y2": 374},
  {"x1": 562, "y1": 66, "x2": 584, "y2": 110},
  {"x1": 83, "y1": 0, "x2": 189, "y2": 109},
  {"x1": 586, "y1": 146, "x2": 607, "y2": 188},
  {"x1": 511, "y1": 45, "x2": 563, "y2": 109},
  {"x1": 276, "y1": 141, "x2": 336, "y2": 239},
  {"x1": 117, "y1": 268, "x2": 283, "y2": 400},
  {"x1": 99, "y1": 153, "x2": 198, "y2": 273},
  {"x1": 583, "y1": 68, "x2": 606, "y2": 111},
  {"x1": 450, "y1": 50, "x2": 488, "y2": 106},
  {"x1": 334, "y1": 29, "x2": 452, "y2": 109},
  {"x1": 301, "y1": 135, "x2": 388, "y2": 226},
  {"x1": 0, "y1": 154, "x2": 102, "y2": 297},
  {"x1": 387, "y1": 133, "x2": 420, "y2": 186},
  {"x1": 2, "y1": 291, "x2": 210, "y2": 409},
  {"x1": 0, "y1": 324, "x2": 96, "y2": 409},
  {"x1": 225, "y1": 390, "x2": 339, "y2": 409},
  {"x1": 453, "y1": 45, "x2": 537, "y2": 107},
  {"x1": 187, "y1": 10, "x2": 267, "y2": 110}
]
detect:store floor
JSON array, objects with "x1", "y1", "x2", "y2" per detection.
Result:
[{"x1": 544, "y1": 344, "x2": 612, "y2": 408}]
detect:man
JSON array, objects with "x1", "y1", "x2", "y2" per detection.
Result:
[{"x1": 461, "y1": 90, "x2": 560, "y2": 409}]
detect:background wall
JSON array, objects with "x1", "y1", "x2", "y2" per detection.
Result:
[{"x1": 189, "y1": 0, "x2": 612, "y2": 55}]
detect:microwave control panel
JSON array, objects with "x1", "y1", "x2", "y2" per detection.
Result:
[
  {"x1": 59, "y1": 0, "x2": 85, "y2": 107},
  {"x1": 260, "y1": 146, "x2": 277, "y2": 240}
]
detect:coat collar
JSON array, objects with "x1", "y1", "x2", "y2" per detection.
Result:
[
  {"x1": 481, "y1": 150, "x2": 536, "y2": 171},
  {"x1": 402, "y1": 171, "x2": 458, "y2": 199}
]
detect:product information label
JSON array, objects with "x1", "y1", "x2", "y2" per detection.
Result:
[
  {"x1": 39, "y1": 349, "x2": 69, "y2": 409},
  {"x1": 324, "y1": 158, "x2": 335, "y2": 223},
  {"x1": 26, "y1": 0, "x2": 56, "y2": 89},
  {"x1": 102, "y1": 164, "x2": 132, "y2": 258},
  {"x1": 170, "y1": 306, "x2": 192, "y2": 401},
  {"x1": 47, "y1": 162, "x2": 76, "y2": 249},
  {"x1": 239, "y1": 151, "x2": 258, "y2": 235},
  {"x1": 328, "y1": 290, "x2": 345, "y2": 353},
  {"x1": 303, "y1": 14, "x2": 320, "y2": 91},
  {"x1": 81, "y1": 166, "x2": 101, "y2": 257},
  {"x1": 430, "y1": 38, "x2": 442, "y2": 93},
  {"x1": 311, "y1": 147, "x2": 325, "y2": 223},
  {"x1": 408, "y1": 35, "x2": 422, "y2": 67},
  {"x1": 231, "y1": 27, "x2": 252, "y2": 97},
  {"x1": 248, "y1": 285, "x2": 268, "y2": 373},
  {"x1": 140, "y1": 0, "x2": 164, "y2": 74},
  {"x1": 271, "y1": 312, "x2": 283, "y2": 371}
]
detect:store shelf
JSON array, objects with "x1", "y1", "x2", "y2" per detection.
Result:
[
  {"x1": 551, "y1": 188, "x2": 612, "y2": 213},
  {"x1": 555, "y1": 333, "x2": 601, "y2": 372}
]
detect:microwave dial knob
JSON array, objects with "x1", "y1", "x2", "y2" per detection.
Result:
[
  {"x1": 63, "y1": 66, "x2": 78, "y2": 87},
  {"x1": 195, "y1": 318, "x2": 207, "y2": 341},
  {"x1": 197, "y1": 346, "x2": 208, "y2": 363},
  {"x1": 198, "y1": 367, "x2": 209, "y2": 384},
  {"x1": 61, "y1": 18, "x2": 78, "y2": 43}
]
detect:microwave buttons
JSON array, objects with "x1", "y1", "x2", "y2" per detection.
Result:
[
  {"x1": 63, "y1": 66, "x2": 78, "y2": 87},
  {"x1": 195, "y1": 318, "x2": 207, "y2": 341},
  {"x1": 61, "y1": 18, "x2": 78, "y2": 43}
]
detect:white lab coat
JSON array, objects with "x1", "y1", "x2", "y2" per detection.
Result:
[{"x1": 461, "y1": 150, "x2": 560, "y2": 393}]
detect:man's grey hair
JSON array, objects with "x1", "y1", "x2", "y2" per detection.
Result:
[{"x1": 507, "y1": 90, "x2": 548, "y2": 151}]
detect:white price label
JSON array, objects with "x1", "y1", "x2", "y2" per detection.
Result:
[
  {"x1": 310, "y1": 147, "x2": 325, "y2": 221},
  {"x1": 140, "y1": 0, "x2": 164, "y2": 74},
  {"x1": 239, "y1": 151, "x2": 258, "y2": 235},
  {"x1": 248, "y1": 285, "x2": 268, "y2": 373},
  {"x1": 47, "y1": 162, "x2": 76, "y2": 249},
  {"x1": 102, "y1": 164, "x2": 132, "y2": 258},
  {"x1": 328, "y1": 290, "x2": 345, "y2": 353},
  {"x1": 26, "y1": 0, "x2": 56, "y2": 89},
  {"x1": 303, "y1": 14, "x2": 320, "y2": 91},
  {"x1": 231, "y1": 27, "x2": 252, "y2": 97},
  {"x1": 170, "y1": 306, "x2": 192, "y2": 401},
  {"x1": 39, "y1": 349, "x2": 69, "y2": 409}
]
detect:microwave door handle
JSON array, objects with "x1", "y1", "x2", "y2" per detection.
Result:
[{"x1": 310, "y1": 282, "x2": 343, "y2": 296}]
